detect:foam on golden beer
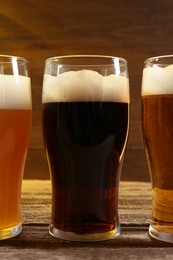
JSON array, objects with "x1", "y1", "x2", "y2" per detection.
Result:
[
  {"x1": 142, "y1": 65, "x2": 173, "y2": 96},
  {"x1": 42, "y1": 70, "x2": 129, "y2": 103},
  {"x1": 0, "y1": 75, "x2": 31, "y2": 109}
]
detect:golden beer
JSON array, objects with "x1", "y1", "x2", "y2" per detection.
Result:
[
  {"x1": 141, "y1": 57, "x2": 173, "y2": 243},
  {"x1": 0, "y1": 70, "x2": 32, "y2": 240},
  {"x1": 0, "y1": 109, "x2": 31, "y2": 229}
]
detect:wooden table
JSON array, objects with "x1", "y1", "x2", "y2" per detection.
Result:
[{"x1": 0, "y1": 180, "x2": 172, "y2": 259}]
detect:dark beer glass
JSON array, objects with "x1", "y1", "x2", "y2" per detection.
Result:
[
  {"x1": 141, "y1": 55, "x2": 173, "y2": 243},
  {"x1": 42, "y1": 55, "x2": 130, "y2": 241}
]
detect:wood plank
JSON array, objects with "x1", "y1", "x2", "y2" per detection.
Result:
[
  {"x1": 0, "y1": 180, "x2": 170, "y2": 260},
  {"x1": 0, "y1": 0, "x2": 172, "y2": 184},
  {"x1": 21, "y1": 180, "x2": 152, "y2": 225},
  {"x1": 1, "y1": 0, "x2": 173, "y2": 152},
  {"x1": 0, "y1": 226, "x2": 172, "y2": 259}
]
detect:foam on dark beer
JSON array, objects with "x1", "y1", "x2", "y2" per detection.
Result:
[
  {"x1": 142, "y1": 65, "x2": 173, "y2": 96},
  {"x1": 42, "y1": 70, "x2": 129, "y2": 103},
  {"x1": 0, "y1": 75, "x2": 32, "y2": 109}
]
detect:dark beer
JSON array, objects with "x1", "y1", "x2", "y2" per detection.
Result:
[
  {"x1": 42, "y1": 64, "x2": 129, "y2": 241},
  {"x1": 43, "y1": 101, "x2": 129, "y2": 235}
]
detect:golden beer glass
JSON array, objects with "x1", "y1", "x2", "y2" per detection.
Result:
[
  {"x1": 0, "y1": 55, "x2": 32, "y2": 240},
  {"x1": 42, "y1": 55, "x2": 130, "y2": 242},
  {"x1": 141, "y1": 55, "x2": 173, "y2": 243}
]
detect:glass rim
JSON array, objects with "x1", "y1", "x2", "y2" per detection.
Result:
[
  {"x1": 0, "y1": 54, "x2": 28, "y2": 64},
  {"x1": 45, "y1": 54, "x2": 127, "y2": 66},
  {"x1": 144, "y1": 54, "x2": 173, "y2": 66}
]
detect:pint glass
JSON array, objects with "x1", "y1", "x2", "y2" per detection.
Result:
[
  {"x1": 42, "y1": 55, "x2": 129, "y2": 241},
  {"x1": 0, "y1": 55, "x2": 32, "y2": 240},
  {"x1": 141, "y1": 55, "x2": 173, "y2": 243}
]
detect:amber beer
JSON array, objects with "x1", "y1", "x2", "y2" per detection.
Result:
[
  {"x1": 42, "y1": 62, "x2": 129, "y2": 242},
  {"x1": 0, "y1": 74, "x2": 32, "y2": 239},
  {"x1": 141, "y1": 59, "x2": 173, "y2": 243}
]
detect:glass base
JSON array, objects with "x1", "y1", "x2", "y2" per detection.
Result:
[
  {"x1": 0, "y1": 223, "x2": 22, "y2": 240},
  {"x1": 149, "y1": 224, "x2": 173, "y2": 243},
  {"x1": 49, "y1": 224, "x2": 120, "y2": 242}
]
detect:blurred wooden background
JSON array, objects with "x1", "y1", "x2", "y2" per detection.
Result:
[{"x1": 0, "y1": 0, "x2": 173, "y2": 181}]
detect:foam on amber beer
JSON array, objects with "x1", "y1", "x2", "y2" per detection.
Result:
[
  {"x1": 42, "y1": 69, "x2": 129, "y2": 103},
  {"x1": 142, "y1": 65, "x2": 173, "y2": 96},
  {"x1": 0, "y1": 74, "x2": 31, "y2": 109}
]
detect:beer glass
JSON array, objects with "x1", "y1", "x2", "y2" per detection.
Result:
[
  {"x1": 141, "y1": 55, "x2": 173, "y2": 243},
  {"x1": 42, "y1": 55, "x2": 130, "y2": 242},
  {"x1": 0, "y1": 55, "x2": 32, "y2": 240}
]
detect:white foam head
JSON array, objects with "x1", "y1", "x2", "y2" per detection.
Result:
[
  {"x1": 0, "y1": 75, "x2": 32, "y2": 109},
  {"x1": 42, "y1": 70, "x2": 129, "y2": 103},
  {"x1": 142, "y1": 65, "x2": 173, "y2": 96}
]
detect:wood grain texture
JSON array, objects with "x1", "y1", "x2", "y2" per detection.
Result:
[
  {"x1": 1, "y1": 226, "x2": 173, "y2": 260},
  {"x1": 0, "y1": 180, "x2": 171, "y2": 260},
  {"x1": 1, "y1": 0, "x2": 173, "y2": 181},
  {"x1": 21, "y1": 180, "x2": 152, "y2": 225}
]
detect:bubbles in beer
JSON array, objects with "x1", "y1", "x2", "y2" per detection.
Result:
[
  {"x1": 0, "y1": 75, "x2": 31, "y2": 109},
  {"x1": 42, "y1": 70, "x2": 129, "y2": 103},
  {"x1": 142, "y1": 65, "x2": 173, "y2": 96}
]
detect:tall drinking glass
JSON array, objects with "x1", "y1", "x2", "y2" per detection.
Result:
[
  {"x1": 0, "y1": 55, "x2": 32, "y2": 240},
  {"x1": 141, "y1": 55, "x2": 173, "y2": 243},
  {"x1": 42, "y1": 55, "x2": 129, "y2": 242}
]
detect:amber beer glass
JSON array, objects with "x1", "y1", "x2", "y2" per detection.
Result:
[
  {"x1": 141, "y1": 55, "x2": 173, "y2": 243},
  {"x1": 0, "y1": 55, "x2": 32, "y2": 240},
  {"x1": 42, "y1": 55, "x2": 129, "y2": 241}
]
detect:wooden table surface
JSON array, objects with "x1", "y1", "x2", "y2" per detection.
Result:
[{"x1": 0, "y1": 180, "x2": 172, "y2": 260}]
